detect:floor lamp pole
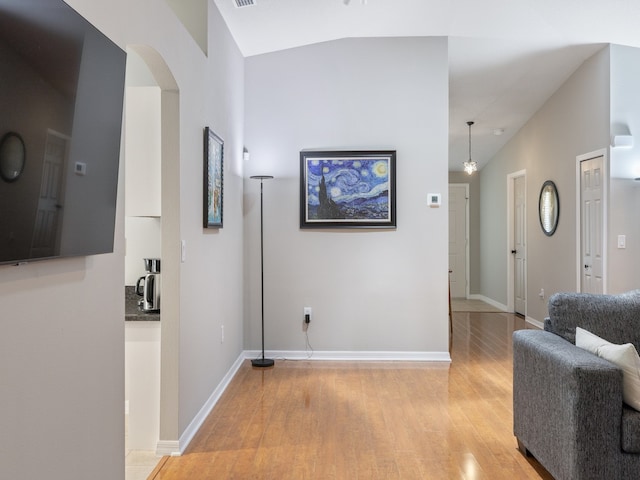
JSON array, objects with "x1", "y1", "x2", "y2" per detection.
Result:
[{"x1": 250, "y1": 175, "x2": 274, "y2": 368}]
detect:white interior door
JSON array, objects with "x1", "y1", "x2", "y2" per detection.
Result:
[
  {"x1": 581, "y1": 155, "x2": 604, "y2": 294},
  {"x1": 513, "y1": 175, "x2": 526, "y2": 315},
  {"x1": 449, "y1": 184, "x2": 468, "y2": 298}
]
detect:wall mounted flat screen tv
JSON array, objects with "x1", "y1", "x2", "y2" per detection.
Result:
[{"x1": 0, "y1": 0, "x2": 126, "y2": 265}]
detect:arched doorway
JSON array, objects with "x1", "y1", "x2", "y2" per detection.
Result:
[{"x1": 124, "y1": 44, "x2": 180, "y2": 456}]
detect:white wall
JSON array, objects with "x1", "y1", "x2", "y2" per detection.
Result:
[
  {"x1": 479, "y1": 47, "x2": 610, "y2": 322},
  {"x1": 610, "y1": 45, "x2": 640, "y2": 180},
  {"x1": 609, "y1": 45, "x2": 640, "y2": 292},
  {"x1": 244, "y1": 37, "x2": 450, "y2": 356},
  {"x1": 125, "y1": 217, "x2": 161, "y2": 286},
  {"x1": 609, "y1": 178, "x2": 640, "y2": 291},
  {"x1": 0, "y1": 0, "x2": 245, "y2": 478}
]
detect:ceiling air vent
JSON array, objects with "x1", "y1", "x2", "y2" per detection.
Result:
[{"x1": 234, "y1": 0, "x2": 256, "y2": 7}]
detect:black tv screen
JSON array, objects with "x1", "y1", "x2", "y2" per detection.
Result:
[{"x1": 0, "y1": 0, "x2": 126, "y2": 265}]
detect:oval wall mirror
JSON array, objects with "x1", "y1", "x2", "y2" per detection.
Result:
[
  {"x1": 539, "y1": 180, "x2": 559, "y2": 236},
  {"x1": 0, "y1": 132, "x2": 26, "y2": 182}
]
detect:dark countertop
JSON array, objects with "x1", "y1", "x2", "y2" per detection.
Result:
[{"x1": 125, "y1": 286, "x2": 160, "y2": 322}]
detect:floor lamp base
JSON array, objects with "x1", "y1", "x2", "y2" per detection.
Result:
[{"x1": 251, "y1": 358, "x2": 275, "y2": 368}]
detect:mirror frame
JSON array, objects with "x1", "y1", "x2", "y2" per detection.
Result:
[
  {"x1": 0, "y1": 132, "x2": 26, "y2": 182},
  {"x1": 538, "y1": 180, "x2": 559, "y2": 236}
]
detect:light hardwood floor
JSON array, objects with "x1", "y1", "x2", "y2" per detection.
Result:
[{"x1": 149, "y1": 311, "x2": 553, "y2": 479}]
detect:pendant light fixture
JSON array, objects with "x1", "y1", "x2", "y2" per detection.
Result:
[{"x1": 463, "y1": 121, "x2": 477, "y2": 175}]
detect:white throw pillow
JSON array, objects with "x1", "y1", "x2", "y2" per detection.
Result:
[
  {"x1": 575, "y1": 327, "x2": 608, "y2": 355},
  {"x1": 575, "y1": 327, "x2": 640, "y2": 411}
]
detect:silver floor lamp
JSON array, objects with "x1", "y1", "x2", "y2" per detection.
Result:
[{"x1": 250, "y1": 175, "x2": 274, "y2": 368}]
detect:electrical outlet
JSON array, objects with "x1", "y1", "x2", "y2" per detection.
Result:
[{"x1": 304, "y1": 307, "x2": 312, "y2": 324}]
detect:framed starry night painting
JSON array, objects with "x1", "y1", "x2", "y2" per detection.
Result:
[{"x1": 299, "y1": 150, "x2": 396, "y2": 229}]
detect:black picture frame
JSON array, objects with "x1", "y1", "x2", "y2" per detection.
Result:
[
  {"x1": 300, "y1": 150, "x2": 396, "y2": 229},
  {"x1": 203, "y1": 127, "x2": 224, "y2": 228}
]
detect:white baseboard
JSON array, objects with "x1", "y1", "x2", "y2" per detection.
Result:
[
  {"x1": 156, "y1": 440, "x2": 181, "y2": 457},
  {"x1": 467, "y1": 294, "x2": 508, "y2": 312},
  {"x1": 156, "y1": 352, "x2": 246, "y2": 457},
  {"x1": 525, "y1": 316, "x2": 544, "y2": 329},
  {"x1": 243, "y1": 350, "x2": 451, "y2": 362}
]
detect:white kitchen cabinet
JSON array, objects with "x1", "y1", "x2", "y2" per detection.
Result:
[
  {"x1": 125, "y1": 320, "x2": 160, "y2": 451},
  {"x1": 125, "y1": 86, "x2": 161, "y2": 217}
]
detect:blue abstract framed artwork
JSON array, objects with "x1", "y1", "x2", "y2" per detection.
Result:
[
  {"x1": 300, "y1": 150, "x2": 396, "y2": 228},
  {"x1": 204, "y1": 127, "x2": 224, "y2": 228}
]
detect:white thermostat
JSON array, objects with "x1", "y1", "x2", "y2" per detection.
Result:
[
  {"x1": 74, "y1": 161, "x2": 87, "y2": 176},
  {"x1": 427, "y1": 193, "x2": 441, "y2": 208}
]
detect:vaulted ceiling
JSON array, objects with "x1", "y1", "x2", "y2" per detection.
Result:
[{"x1": 213, "y1": 0, "x2": 640, "y2": 172}]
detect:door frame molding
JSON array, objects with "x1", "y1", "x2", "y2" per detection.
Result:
[
  {"x1": 576, "y1": 148, "x2": 609, "y2": 293},
  {"x1": 127, "y1": 45, "x2": 182, "y2": 454},
  {"x1": 506, "y1": 169, "x2": 526, "y2": 313},
  {"x1": 449, "y1": 183, "x2": 470, "y2": 298}
]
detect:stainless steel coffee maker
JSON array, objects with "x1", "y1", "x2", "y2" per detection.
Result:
[{"x1": 136, "y1": 258, "x2": 161, "y2": 312}]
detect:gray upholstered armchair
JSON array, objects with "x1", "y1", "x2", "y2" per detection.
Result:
[{"x1": 513, "y1": 291, "x2": 640, "y2": 480}]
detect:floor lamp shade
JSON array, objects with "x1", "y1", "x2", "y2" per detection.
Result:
[{"x1": 250, "y1": 175, "x2": 274, "y2": 368}]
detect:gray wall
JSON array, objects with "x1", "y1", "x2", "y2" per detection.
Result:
[
  {"x1": 478, "y1": 47, "x2": 610, "y2": 322},
  {"x1": 174, "y1": 3, "x2": 247, "y2": 437},
  {"x1": 244, "y1": 37, "x2": 450, "y2": 354}
]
